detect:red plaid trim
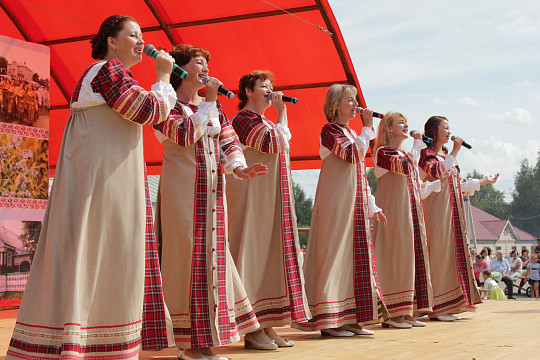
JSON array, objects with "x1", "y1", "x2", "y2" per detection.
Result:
[
  {"x1": 71, "y1": 62, "x2": 95, "y2": 103},
  {"x1": 352, "y1": 163, "x2": 376, "y2": 322},
  {"x1": 448, "y1": 173, "x2": 477, "y2": 305},
  {"x1": 153, "y1": 101, "x2": 203, "y2": 146},
  {"x1": 232, "y1": 110, "x2": 285, "y2": 153},
  {"x1": 320, "y1": 123, "x2": 361, "y2": 164},
  {"x1": 419, "y1": 149, "x2": 479, "y2": 308},
  {"x1": 9, "y1": 338, "x2": 141, "y2": 357},
  {"x1": 188, "y1": 101, "x2": 243, "y2": 348},
  {"x1": 419, "y1": 148, "x2": 445, "y2": 178},
  {"x1": 141, "y1": 166, "x2": 169, "y2": 350},
  {"x1": 279, "y1": 154, "x2": 310, "y2": 323},
  {"x1": 377, "y1": 147, "x2": 431, "y2": 309},
  {"x1": 90, "y1": 59, "x2": 167, "y2": 125},
  {"x1": 216, "y1": 103, "x2": 243, "y2": 164}
]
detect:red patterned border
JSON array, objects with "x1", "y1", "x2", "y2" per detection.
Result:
[
  {"x1": 0, "y1": 197, "x2": 48, "y2": 210},
  {"x1": 0, "y1": 123, "x2": 49, "y2": 140}
]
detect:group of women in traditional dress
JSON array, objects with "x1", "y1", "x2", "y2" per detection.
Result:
[
  {"x1": 5, "y1": 14, "x2": 499, "y2": 360},
  {"x1": 0, "y1": 77, "x2": 40, "y2": 125}
]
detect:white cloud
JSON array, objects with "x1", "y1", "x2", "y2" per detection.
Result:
[
  {"x1": 483, "y1": 108, "x2": 533, "y2": 126},
  {"x1": 499, "y1": 11, "x2": 540, "y2": 36},
  {"x1": 431, "y1": 97, "x2": 450, "y2": 106},
  {"x1": 457, "y1": 97, "x2": 480, "y2": 107}
]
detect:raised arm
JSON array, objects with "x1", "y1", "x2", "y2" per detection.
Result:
[{"x1": 90, "y1": 59, "x2": 175, "y2": 125}]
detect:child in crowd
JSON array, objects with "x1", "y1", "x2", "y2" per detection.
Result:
[
  {"x1": 479, "y1": 269, "x2": 506, "y2": 300},
  {"x1": 525, "y1": 254, "x2": 540, "y2": 300}
]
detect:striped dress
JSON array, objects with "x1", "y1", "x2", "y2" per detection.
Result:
[
  {"x1": 373, "y1": 144, "x2": 433, "y2": 317},
  {"x1": 295, "y1": 122, "x2": 388, "y2": 331},
  {"x1": 226, "y1": 109, "x2": 311, "y2": 328},
  {"x1": 419, "y1": 148, "x2": 482, "y2": 315},
  {"x1": 6, "y1": 59, "x2": 174, "y2": 360},
  {"x1": 153, "y1": 101, "x2": 259, "y2": 349}
]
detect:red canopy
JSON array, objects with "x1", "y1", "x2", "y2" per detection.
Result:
[{"x1": 0, "y1": 0, "x2": 371, "y2": 174}]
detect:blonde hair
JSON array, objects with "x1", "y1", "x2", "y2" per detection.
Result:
[
  {"x1": 374, "y1": 111, "x2": 408, "y2": 153},
  {"x1": 323, "y1": 84, "x2": 357, "y2": 122}
]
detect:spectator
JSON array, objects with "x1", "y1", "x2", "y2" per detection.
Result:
[
  {"x1": 518, "y1": 249, "x2": 530, "y2": 294},
  {"x1": 480, "y1": 248, "x2": 491, "y2": 263},
  {"x1": 490, "y1": 250, "x2": 515, "y2": 299},
  {"x1": 473, "y1": 254, "x2": 490, "y2": 287},
  {"x1": 479, "y1": 269, "x2": 506, "y2": 300},
  {"x1": 535, "y1": 239, "x2": 540, "y2": 255},
  {"x1": 509, "y1": 250, "x2": 522, "y2": 281},
  {"x1": 470, "y1": 248, "x2": 477, "y2": 262},
  {"x1": 525, "y1": 254, "x2": 540, "y2": 301}
]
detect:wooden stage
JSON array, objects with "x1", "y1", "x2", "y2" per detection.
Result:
[{"x1": 0, "y1": 300, "x2": 537, "y2": 360}]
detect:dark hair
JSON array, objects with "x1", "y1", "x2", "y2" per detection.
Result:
[
  {"x1": 522, "y1": 249, "x2": 529, "y2": 255},
  {"x1": 168, "y1": 44, "x2": 211, "y2": 91},
  {"x1": 486, "y1": 247, "x2": 492, "y2": 256},
  {"x1": 91, "y1": 15, "x2": 137, "y2": 60},
  {"x1": 510, "y1": 250, "x2": 517, "y2": 256},
  {"x1": 475, "y1": 254, "x2": 482, "y2": 260},
  {"x1": 237, "y1": 70, "x2": 274, "y2": 110},
  {"x1": 424, "y1": 115, "x2": 448, "y2": 152}
]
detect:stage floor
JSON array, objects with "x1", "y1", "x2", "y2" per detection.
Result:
[{"x1": 0, "y1": 299, "x2": 537, "y2": 360}]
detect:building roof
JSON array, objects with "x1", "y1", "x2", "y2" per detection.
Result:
[{"x1": 470, "y1": 206, "x2": 536, "y2": 242}]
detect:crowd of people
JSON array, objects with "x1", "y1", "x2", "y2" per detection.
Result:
[
  {"x1": 5, "y1": 14, "x2": 509, "y2": 360},
  {"x1": 472, "y1": 243, "x2": 540, "y2": 301},
  {"x1": 0, "y1": 76, "x2": 47, "y2": 126}
]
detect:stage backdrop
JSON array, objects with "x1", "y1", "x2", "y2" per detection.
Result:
[{"x1": 0, "y1": 35, "x2": 49, "y2": 299}]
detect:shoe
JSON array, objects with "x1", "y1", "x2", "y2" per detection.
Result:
[
  {"x1": 430, "y1": 315, "x2": 455, "y2": 322},
  {"x1": 342, "y1": 325, "x2": 374, "y2": 335},
  {"x1": 244, "y1": 333, "x2": 278, "y2": 350},
  {"x1": 508, "y1": 296, "x2": 516, "y2": 300},
  {"x1": 482, "y1": 297, "x2": 488, "y2": 300},
  {"x1": 382, "y1": 319, "x2": 412, "y2": 329},
  {"x1": 321, "y1": 328, "x2": 355, "y2": 337},
  {"x1": 531, "y1": 298, "x2": 536, "y2": 301},
  {"x1": 199, "y1": 349, "x2": 229, "y2": 360},
  {"x1": 270, "y1": 336, "x2": 294, "y2": 347},
  {"x1": 178, "y1": 350, "x2": 209, "y2": 360},
  {"x1": 404, "y1": 319, "x2": 426, "y2": 327}
]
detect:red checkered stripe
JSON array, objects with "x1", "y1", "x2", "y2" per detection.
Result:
[
  {"x1": 8, "y1": 338, "x2": 141, "y2": 359},
  {"x1": 232, "y1": 110, "x2": 284, "y2": 154},
  {"x1": 419, "y1": 148, "x2": 445, "y2": 178},
  {"x1": 90, "y1": 59, "x2": 168, "y2": 125},
  {"x1": 153, "y1": 102, "x2": 205, "y2": 146},
  {"x1": 320, "y1": 123, "x2": 361, "y2": 164},
  {"x1": 352, "y1": 162, "x2": 376, "y2": 322},
  {"x1": 448, "y1": 171, "x2": 476, "y2": 305},
  {"x1": 189, "y1": 137, "x2": 214, "y2": 348},
  {"x1": 141, "y1": 165, "x2": 169, "y2": 350},
  {"x1": 213, "y1": 136, "x2": 237, "y2": 343},
  {"x1": 279, "y1": 154, "x2": 310, "y2": 323},
  {"x1": 219, "y1": 122, "x2": 244, "y2": 165},
  {"x1": 71, "y1": 62, "x2": 96, "y2": 103},
  {"x1": 377, "y1": 147, "x2": 431, "y2": 309}
]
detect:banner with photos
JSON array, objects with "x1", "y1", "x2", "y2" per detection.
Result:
[{"x1": 0, "y1": 35, "x2": 49, "y2": 222}]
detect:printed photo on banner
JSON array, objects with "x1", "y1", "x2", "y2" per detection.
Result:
[{"x1": 0, "y1": 35, "x2": 49, "y2": 224}]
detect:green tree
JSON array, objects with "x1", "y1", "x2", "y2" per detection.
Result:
[
  {"x1": 466, "y1": 170, "x2": 510, "y2": 220},
  {"x1": 366, "y1": 167, "x2": 378, "y2": 194},
  {"x1": 510, "y1": 150, "x2": 540, "y2": 236},
  {"x1": 19, "y1": 221, "x2": 41, "y2": 260},
  {"x1": 293, "y1": 181, "x2": 313, "y2": 247}
]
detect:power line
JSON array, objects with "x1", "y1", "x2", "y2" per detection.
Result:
[
  {"x1": 260, "y1": 0, "x2": 333, "y2": 36},
  {"x1": 512, "y1": 213, "x2": 540, "y2": 220}
]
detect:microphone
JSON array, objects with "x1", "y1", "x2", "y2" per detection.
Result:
[
  {"x1": 143, "y1": 44, "x2": 187, "y2": 79},
  {"x1": 451, "y1": 135, "x2": 472, "y2": 149},
  {"x1": 268, "y1": 92, "x2": 298, "y2": 104},
  {"x1": 201, "y1": 76, "x2": 234, "y2": 99},
  {"x1": 409, "y1": 130, "x2": 433, "y2": 144},
  {"x1": 356, "y1": 107, "x2": 384, "y2": 119}
]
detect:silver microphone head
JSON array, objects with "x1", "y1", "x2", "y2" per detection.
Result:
[
  {"x1": 143, "y1": 44, "x2": 156, "y2": 57},
  {"x1": 201, "y1": 76, "x2": 210, "y2": 84},
  {"x1": 355, "y1": 107, "x2": 363, "y2": 115},
  {"x1": 451, "y1": 135, "x2": 456, "y2": 141}
]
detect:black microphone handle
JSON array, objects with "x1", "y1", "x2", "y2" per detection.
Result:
[
  {"x1": 356, "y1": 107, "x2": 384, "y2": 119},
  {"x1": 451, "y1": 136, "x2": 472, "y2": 149},
  {"x1": 268, "y1": 93, "x2": 298, "y2": 104},
  {"x1": 409, "y1": 130, "x2": 433, "y2": 144},
  {"x1": 201, "y1": 76, "x2": 234, "y2": 99}
]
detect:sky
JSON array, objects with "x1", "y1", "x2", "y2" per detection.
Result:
[{"x1": 292, "y1": 0, "x2": 540, "y2": 202}]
